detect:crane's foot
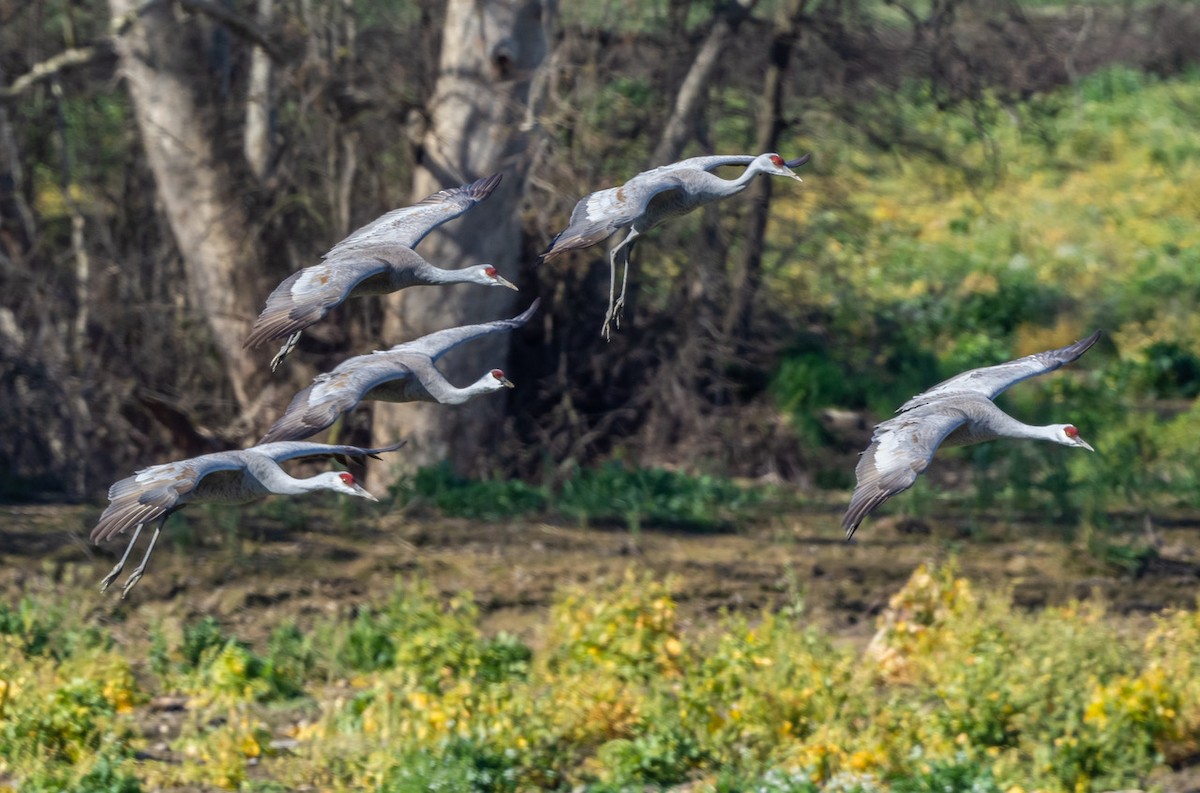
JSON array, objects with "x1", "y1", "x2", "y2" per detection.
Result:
[
  {"x1": 99, "y1": 563, "x2": 124, "y2": 593},
  {"x1": 269, "y1": 347, "x2": 290, "y2": 372},
  {"x1": 120, "y1": 568, "x2": 146, "y2": 599},
  {"x1": 270, "y1": 332, "x2": 302, "y2": 372}
]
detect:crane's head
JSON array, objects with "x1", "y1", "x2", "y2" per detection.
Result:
[
  {"x1": 1056, "y1": 424, "x2": 1095, "y2": 451},
  {"x1": 323, "y1": 471, "x2": 380, "y2": 501},
  {"x1": 465, "y1": 264, "x2": 519, "y2": 290},
  {"x1": 759, "y1": 152, "x2": 809, "y2": 182},
  {"x1": 490, "y1": 369, "x2": 515, "y2": 389}
]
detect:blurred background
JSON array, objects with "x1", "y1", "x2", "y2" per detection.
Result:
[
  {"x1": 3, "y1": 0, "x2": 1200, "y2": 790},
  {"x1": 4, "y1": 0, "x2": 1198, "y2": 513}
]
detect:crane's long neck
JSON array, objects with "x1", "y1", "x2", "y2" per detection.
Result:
[
  {"x1": 718, "y1": 163, "x2": 766, "y2": 198},
  {"x1": 415, "y1": 260, "x2": 478, "y2": 286},
  {"x1": 440, "y1": 373, "x2": 504, "y2": 405},
  {"x1": 967, "y1": 403, "x2": 1063, "y2": 444},
  {"x1": 249, "y1": 458, "x2": 332, "y2": 496}
]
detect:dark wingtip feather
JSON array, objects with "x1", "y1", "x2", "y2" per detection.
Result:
[
  {"x1": 785, "y1": 153, "x2": 812, "y2": 169},
  {"x1": 467, "y1": 173, "x2": 503, "y2": 201}
]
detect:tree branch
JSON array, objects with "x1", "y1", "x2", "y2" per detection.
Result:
[
  {"x1": 652, "y1": 0, "x2": 760, "y2": 164},
  {"x1": 0, "y1": 45, "x2": 115, "y2": 102},
  {"x1": 176, "y1": 0, "x2": 286, "y2": 63}
]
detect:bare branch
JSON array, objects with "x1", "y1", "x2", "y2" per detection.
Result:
[
  {"x1": 177, "y1": 0, "x2": 286, "y2": 63},
  {"x1": 0, "y1": 45, "x2": 115, "y2": 102},
  {"x1": 652, "y1": 0, "x2": 760, "y2": 164}
]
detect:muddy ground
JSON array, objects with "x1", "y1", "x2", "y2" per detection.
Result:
[
  {"x1": 4, "y1": 497, "x2": 1199, "y2": 647},
  {"x1": 2, "y1": 498, "x2": 1200, "y2": 791}
]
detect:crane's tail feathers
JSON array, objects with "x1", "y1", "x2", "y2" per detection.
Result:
[{"x1": 785, "y1": 154, "x2": 812, "y2": 169}]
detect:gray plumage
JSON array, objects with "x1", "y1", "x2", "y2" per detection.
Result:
[
  {"x1": 245, "y1": 174, "x2": 517, "y2": 370},
  {"x1": 542, "y1": 153, "x2": 810, "y2": 339},
  {"x1": 843, "y1": 331, "x2": 1100, "y2": 539},
  {"x1": 92, "y1": 441, "x2": 405, "y2": 597},
  {"x1": 259, "y1": 300, "x2": 540, "y2": 443}
]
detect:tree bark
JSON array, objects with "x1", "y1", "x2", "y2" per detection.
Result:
[
  {"x1": 109, "y1": 0, "x2": 279, "y2": 427},
  {"x1": 723, "y1": 0, "x2": 804, "y2": 341},
  {"x1": 370, "y1": 0, "x2": 553, "y2": 481},
  {"x1": 651, "y1": 0, "x2": 759, "y2": 165},
  {"x1": 243, "y1": 0, "x2": 275, "y2": 180}
]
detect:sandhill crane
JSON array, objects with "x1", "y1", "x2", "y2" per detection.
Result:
[
  {"x1": 246, "y1": 174, "x2": 518, "y2": 370},
  {"x1": 91, "y1": 441, "x2": 405, "y2": 597},
  {"x1": 541, "y1": 153, "x2": 810, "y2": 339},
  {"x1": 259, "y1": 299, "x2": 540, "y2": 443},
  {"x1": 843, "y1": 331, "x2": 1100, "y2": 538}
]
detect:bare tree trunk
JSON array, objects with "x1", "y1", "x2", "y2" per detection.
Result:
[
  {"x1": 651, "y1": 0, "x2": 759, "y2": 164},
  {"x1": 371, "y1": 0, "x2": 553, "y2": 482},
  {"x1": 109, "y1": 0, "x2": 277, "y2": 428},
  {"x1": 244, "y1": 0, "x2": 274, "y2": 180},
  {"x1": 723, "y1": 0, "x2": 804, "y2": 341}
]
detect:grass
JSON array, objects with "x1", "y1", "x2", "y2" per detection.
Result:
[
  {"x1": 392, "y1": 460, "x2": 767, "y2": 532},
  {"x1": 2, "y1": 563, "x2": 1199, "y2": 790}
]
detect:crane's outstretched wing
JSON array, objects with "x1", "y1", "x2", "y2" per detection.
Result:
[
  {"x1": 244, "y1": 256, "x2": 393, "y2": 348},
  {"x1": 257, "y1": 356, "x2": 418, "y2": 443},
  {"x1": 541, "y1": 176, "x2": 685, "y2": 259},
  {"x1": 898, "y1": 331, "x2": 1101, "y2": 413},
  {"x1": 327, "y1": 174, "x2": 503, "y2": 257},
  {"x1": 92, "y1": 451, "x2": 249, "y2": 543},
  {"x1": 252, "y1": 440, "x2": 406, "y2": 464},
  {"x1": 666, "y1": 153, "x2": 811, "y2": 173},
  {"x1": 384, "y1": 298, "x2": 540, "y2": 360},
  {"x1": 842, "y1": 407, "x2": 968, "y2": 539}
]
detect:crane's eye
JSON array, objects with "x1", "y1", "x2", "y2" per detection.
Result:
[
  {"x1": 770, "y1": 154, "x2": 785, "y2": 167},
  {"x1": 485, "y1": 266, "x2": 498, "y2": 277},
  {"x1": 1064, "y1": 426, "x2": 1079, "y2": 438},
  {"x1": 339, "y1": 472, "x2": 356, "y2": 485},
  {"x1": 491, "y1": 369, "x2": 505, "y2": 380}
]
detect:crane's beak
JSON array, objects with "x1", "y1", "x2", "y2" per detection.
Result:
[
  {"x1": 354, "y1": 483, "x2": 380, "y2": 501},
  {"x1": 1077, "y1": 437, "x2": 1095, "y2": 452},
  {"x1": 495, "y1": 274, "x2": 519, "y2": 291},
  {"x1": 500, "y1": 376, "x2": 515, "y2": 388}
]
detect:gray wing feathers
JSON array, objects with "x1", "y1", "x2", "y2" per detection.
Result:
[
  {"x1": 899, "y1": 331, "x2": 1100, "y2": 412},
  {"x1": 668, "y1": 155, "x2": 757, "y2": 172},
  {"x1": 245, "y1": 258, "x2": 390, "y2": 348},
  {"x1": 259, "y1": 358, "x2": 414, "y2": 443},
  {"x1": 252, "y1": 440, "x2": 406, "y2": 463},
  {"x1": 93, "y1": 453, "x2": 246, "y2": 543},
  {"x1": 542, "y1": 177, "x2": 684, "y2": 258},
  {"x1": 327, "y1": 173, "x2": 503, "y2": 257},
  {"x1": 387, "y1": 298, "x2": 540, "y2": 359},
  {"x1": 842, "y1": 410, "x2": 966, "y2": 539}
]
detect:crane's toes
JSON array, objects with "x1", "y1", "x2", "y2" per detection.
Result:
[
  {"x1": 120, "y1": 569, "x2": 146, "y2": 599},
  {"x1": 99, "y1": 569, "x2": 121, "y2": 593}
]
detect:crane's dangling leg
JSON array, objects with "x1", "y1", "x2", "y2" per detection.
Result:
[
  {"x1": 99, "y1": 522, "x2": 144, "y2": 592},
  {"x1": 270, "y1": 331, "x2": 303, "y2": 371},
  {"x1": 601, "y1": 229, "x2": 641, "y2": 340},
  {"x1": 121, "y1": 514, "x2": 168, "y2": 599}
]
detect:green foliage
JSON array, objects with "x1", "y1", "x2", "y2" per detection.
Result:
[
  {"x1": 165, "y1": 615, "x2": 313, "y2": 703},
  {"x1": 393, "y1": 461, "x2": 763, "y2": 531},
  {"x1": 396, "y1": 461, "x2": 550, "y2": 520},
  {"x1": 556, "y1": 463, "x2": 761, "y2": 531},
  {"x1": 4, "y1": 565, "x2": 1200, "y2": 790},
  {"x1": 768, "y1": 67, "x2": 1200, "y2": 526}
]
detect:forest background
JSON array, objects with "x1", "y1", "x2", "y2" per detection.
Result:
[
  {"x1": 5, "y1": 0, "x2": 1200, "y2": 790},
  {"x1": 3, "y1": 0, "x2": 1198, "y2": 515}
]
